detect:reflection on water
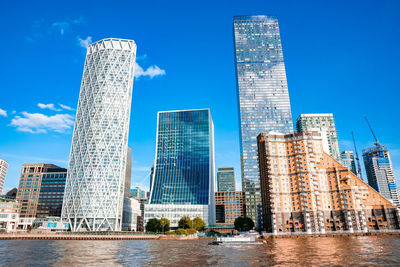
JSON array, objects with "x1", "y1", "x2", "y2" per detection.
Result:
[{"x1": 0, "y1": 236, "x2": 399, "y2": 266}]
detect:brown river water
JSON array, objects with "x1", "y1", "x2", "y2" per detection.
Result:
[{"x1": 0, "y1": 236, "x2": 399, "y2": 266}]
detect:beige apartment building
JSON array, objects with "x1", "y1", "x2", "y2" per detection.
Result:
[{"x1": 257, "y1": 132, "x2": 400, "y2": 234}]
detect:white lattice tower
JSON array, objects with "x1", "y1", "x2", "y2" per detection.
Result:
[{"x1": 62, "y1": 38, "x2": 136, "y2": 231}]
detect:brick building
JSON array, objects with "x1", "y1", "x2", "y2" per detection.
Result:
[{"x1": 257, "y1": 132, "x2": 400, "y2": 234}]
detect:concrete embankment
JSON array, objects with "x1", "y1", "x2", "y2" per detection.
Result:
[
  {"x1": 0, "y1": 234, "x2": 159, "y2": 240},
  {"x1": 264, "y1": 231, "x2": 400, "y2": 239}
]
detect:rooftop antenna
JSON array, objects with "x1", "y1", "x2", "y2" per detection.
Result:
[
  {"x1": 364, "y1": 116, "x2": 380, "y2": 147},
  {"x1": 351, "y1": 131, "x2": 363, "y2": 180}
]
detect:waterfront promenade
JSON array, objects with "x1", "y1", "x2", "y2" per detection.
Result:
[{"x1": 0, "y1": 233, "x2": 159, "y2": 240}]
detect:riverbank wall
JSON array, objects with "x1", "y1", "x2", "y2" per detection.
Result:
[
  {"x1": 264, "y1": 231, "x2": 400, "y2": 239},
  {"x1": 0, "y1": 234, "x2": 159, "y2": 240}
]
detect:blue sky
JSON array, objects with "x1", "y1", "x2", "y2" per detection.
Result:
[{"x1": 1, "y1": 0, "x2": 400, "y2": 193}]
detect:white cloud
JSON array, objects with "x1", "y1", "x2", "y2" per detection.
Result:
[
  {"x1": 78, "y1": 36, "x2": 92, "y2": 48},
  {"x1": 38, "y1": 103, "x2": 61, "y2": 111},
  {"x1": 135, "y1": 62, "x2": 166, "y2": 79},
  {"x1": 0, "y1": 108, "x2": 7, "y2": 117},
  {"x1": 10, "y1": 112, "x2": 74, "y2": 134},
  {"x1": 59, "y1": 104, "x2": 75, "y2": 111},
  {"x1": 52, "y1": 22, "x2": 70, "y2": 35},
  {"x1": 52, "y1": 17, "x2": 84, "y2": 35}
]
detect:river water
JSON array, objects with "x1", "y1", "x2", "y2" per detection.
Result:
[{"x1": 0, "y1": 236, "x2": 399, "y2": 266}]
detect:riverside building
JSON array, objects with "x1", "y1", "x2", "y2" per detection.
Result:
[
  {"x1": 257, "y1": 132, "x2": 400, "y2": 234},
  {"x1": 62, "y1": 38, "x2": 137, "y2": 231},
  {"x1": 0, "y1": 196, "x2": 20, "y2": 232},
  {"x1": 215, "y1": 191, "x2": 245, "y2": 226},
  {"x1": 0, "y1": 159, "x2": 8, "y2": 194},
  {"x1": 233, "y1": 15, "x2": 294, "y2": 226},
  {"x1": 217, "y1": 167, "x2": 236, "y2": 192},
  {"x1": 145, "y1": 109, "x2": 216, "y2": 228},
  {"x1": 341, "y1": 151, "x2": 357, "y2": 175},
  {"x1": 16, "y1": 163, "x2": 67, "y2": 219},
  {"x1": 363, "y1": 145, "x2": 400, "y2": 207}
]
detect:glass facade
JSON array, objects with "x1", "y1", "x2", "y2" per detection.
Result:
[
  {"x1": 233, "y1": 15, "x2": 293, "y2": 226},
  {"x1": 217, "y1": 167, "x2": 236, "y2": 191},
  {"x1": 150, "y1": 109, "x2": 213, "y2": 205},
  {"x1": 146, "y1": 109, "x2": 215, "y2": 226},
  {"x1": 341, "y1": 150, "x2": 357, "y2": 175},
  {"x1": 363, "y1": 145, "x2": 400, "y2": 207},
  {"x1": 62, "y1": 38, "x2": 137, "y2": 231},
  {"x1": 37, "y1": 172, "x2": 67, "y2": 218}
]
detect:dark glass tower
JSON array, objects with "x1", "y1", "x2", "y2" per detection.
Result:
[
  {"x1": 233, "y1": 15, "x2": 293, "y2": 226},
  {"x1": 146, "y1": 109, "x2": 215, "y2": 226}
]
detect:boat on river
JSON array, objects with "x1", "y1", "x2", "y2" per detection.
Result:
[{"x1": 209, "y1": 235, "x2": 261, "y2": 245}]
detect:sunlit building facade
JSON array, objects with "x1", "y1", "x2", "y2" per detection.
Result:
[
  {"x1": 16, "y1": 163, "x2": 67, "y2": 219},
  {"x1": 62, "y1": 38, "x2": 137, "y2": 231},
  {"x1": 0, "y1": 159, "x2": 8, "y2": 194},
  {"x1": 296, "y1": 113, "x2": 341, "y2": 162},
  {"x1": 257, "y1": 132, "x2": 400, "y2": 234},
  {"x1": 145, "y1": 109, "x2": 215, "y2": 228},
  {"x1": 234, "y1": 15, "x2": 293, "y2": 226}
]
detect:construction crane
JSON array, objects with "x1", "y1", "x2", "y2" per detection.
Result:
[
  {"x1": 364, "y1": 116, "x2": 380, "y2": 147},
  {"x1": 351, "y1": 131, "x2": 363, "y2": 180}
]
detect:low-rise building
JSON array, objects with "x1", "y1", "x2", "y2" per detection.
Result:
[
  {"x1": 215, "y1": 191, "x2": 245, "y2": 226},
  {"x1": 122, "y1": 197, "x2": 141, "y2": 231},
  {"x1": 257, "y1": 132, "x2": 400, "y2": 234},
  {"x1": 0, "y1": 196, "x2": 19, "y2": 232}
]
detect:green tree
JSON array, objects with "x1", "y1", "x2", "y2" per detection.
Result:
[
  {"x1": 146, "y1": 218, "x2": 161, "y2": 232},
  {"x1": 175, "y1": 228, "x2": 188, "y2": 236},
  {"x1": 192, "y1": 217, "x2": 206, "y2": 231},
  {"x1": 178, "y1": 216, "x2": 192, "y2": 229},
  {"x1": 234, "y1": 216, "x2": 255, "y2": 232},
  {"x1": 186, "y1": 228, "x2": 197, "y2": 235},
  {"x1": 160, "y1": 217, "x2": 170, "y2": 233}
]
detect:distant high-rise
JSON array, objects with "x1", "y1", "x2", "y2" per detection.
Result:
[
  {"x1": 363, "y1": 145, "x2": 400, "y2": 206},
  {"x1": 296, "y1": 114, "x2": 341, "y2": 162},
  {"x1": 217, "y1": 167, "x2": 236, "y2": 191},
  {"x1": 62, "y1": 38, "x2": 137, "y2": 231},
  {"x1": 0, "y1": 159, "x2": 8, "y2": 194},
  {"x1": 16, "y1": 163, "x2": 67, "y2": 218},
  {"x1": 341, "y1": 151, "x2": 357, "y2": 175},
  {"x1": 145, "y1": 109, "x2": 215, "y2": 227},
  {"x1": 234, "y1": 15, "x2": 293, "y2": 226}
]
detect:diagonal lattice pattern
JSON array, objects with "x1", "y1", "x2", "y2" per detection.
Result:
[{"x1": 62, "y1": 38, "x2": 136, "y2": 231}]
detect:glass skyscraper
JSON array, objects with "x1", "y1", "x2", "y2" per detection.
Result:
[
  {"x1": 217, "y1": 167, "x2": 236, "y2": 191},
  {"x1": 62, "y1": 38, "x2": 137, "y2": 231},
  {"x1": 233, "y1": 15, "x2": 293, "y2": 226},
  {"x1": 145, "y1": 109, "x2": 215, "y2": 227},
  {"x1": 363, "y1": 145, "x2": 400, "y2": 207},
  {"x1": 341, "y1": 150, "x2": 357, "y2": 175}
]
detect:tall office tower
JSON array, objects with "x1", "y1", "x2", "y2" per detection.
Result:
[
  {"x1": 62, "y1": 38, "x2": 137, "y2": 231},
  {"x1": 16, "y1": 163, "x2": 67, "y2": 218},
  {"x1": 341, "y1": 151, "x2": 357, "y2": 175},
  {"x1": 363, "y1": 145, "x2": 400, "y2": 207},
  {"x1": 217, "y1": 167, "x2": 236, "y2": 191},
  {"x1": 0, "y1": 159, "x2": 8, "y2": 194},
  {"x1": 233, "y1": 15, "x2": 294, "y2": 226},
  {"x1": 296, "y1": 114, "x2": 341, "y2": 162},
  {"x1": 257, "y1": 132, "x2": 400, "y2": 234},
  {"x1": 145, "y1": 109, "x2": 215, "y2": 227}
]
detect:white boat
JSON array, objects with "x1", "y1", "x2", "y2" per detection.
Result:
[{"x1": 210, "y1": 235, "x2": 260, "y2": 245}]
